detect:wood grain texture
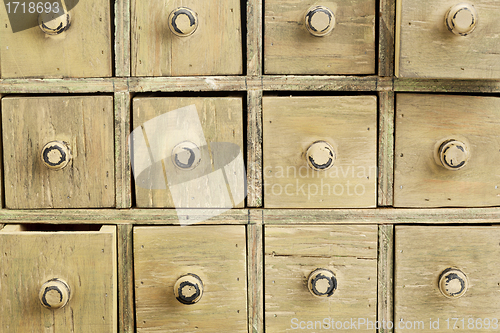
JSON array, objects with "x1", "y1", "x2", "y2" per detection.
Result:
[
  {"x1": 2, "y1": 95, "x2": 115, "y2": 208},
  {"x1": 378, "y1": 225, "x2": 394, "y2": 333},
  {"x1": 379, "y1": 0, "x2": 395, "y2": 76},
  {"x1": 133, "y1": 96, "x2": 244, "y2": 208},
  {"x1": 394, "y1": 94, "x2": 500, "y2": 207},
  {"x1": 115, "y1": 92, "x2": 132, "y2": 208},
  {"x1": 134, "y1": 226, "x2": 248, "y2": 332},
  {"x1": 263, "y1": 96, "x2": 377, "y2": 208},
  {"x1": 0, "y1": 0, "x2": 112, "y2": 78},
  {"x1": 131, "y1": 0, "x2": 243, "y2": 76},
  {"x1": 396, "y1": 0, "x2": 500, "y2": 78},
  {"x1": 395, "y1": 78, "x2": 500, "y2": 93},
  {"x1": 378, "y1": 91, "x2": 395, "y2": 206},
  {"x1": 395, "y1": 226, "x2": 500, "y2": 332},
  {"x1": 265, "y1": 225, "x2": 378, "y2": 332},
  {"x1": 0, "y1": 225, "x2": 117, "y2": 332},
  {"x1": 247, "y1": 0, "x2": 263, "y2": 75},
  {"x1": 115, "y1": 0, "x2": 131, "y2": 77},
  {"x1": 248, "y1": 211, "x2": 264, "y2": 333},
  {"x1": 247, "y1": 89, "x2": 263, "y2": 207},
  {"x1": 118, "y1": 224, "x2": 134, "y2": 333},
  {"x1": 264, "y1": 0, "x2": 376, "y2": 74}
]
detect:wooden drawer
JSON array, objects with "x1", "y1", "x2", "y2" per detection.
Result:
[
  {"x1": 263, "y1": 96, "x2": 377, "y2": 208},
  {"x1": 131, "y1": 0, "x2": 243, "y2": 76},
  {"x1": 265, "y1": 225, "x2": 378, "y2": 332},
  {"x1": 396, "y1": 0, "x2": 500, "y2": 78},
  {"x1": 131, "y1": 96, "x2": 245, "y2": 208},
  {"x1": 394, "y1": 93, "x2": 500, "y2": 207},
  {"x1": 0, "y1": 0, "x2": 112, "y2": 78},
  {"x1": 133, "y1": 226, "x2": 247, "y2": 332},
  {"x1": 2, "y1": 95, "x2": 115, "y2": 209},
  {"x1": 395, "y1": 226, "x2": 500, "y2": 332},
  {"x1": 0, "y1": 224, "x2": 117, "y2": 333},
  {"x1": 264, "y1": 0, "x2": 376, "y2": 74}
]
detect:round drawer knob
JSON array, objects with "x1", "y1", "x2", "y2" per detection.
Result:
[
  {"x1": 439, "y1": 268, "x2": 468, "y2": 299},
  {"x1": 308, "y1": 268, "x2": 337, "y2": 297},
  {"x1": 169, "y1": 7, "x2": 198, "y2": 37},
  {"x1": 39, "y1": 279, "x2": 71, "y2": 309},
  {"x1": 38, "y1": 11, "x2": 71, "y2": 35},
  {"x1": 305, "y1": 5, "x2": 336, "y2": 37},
  {"x1": 438, "y1": 139, "x2": 469, "y2": 170},
  {"x1": 172, "y1": 141, "x2": 202, "y2": 170},
  {"x1": 174, "y1": 274, "x2": 204, "y2": 305},
  {"x1": 445, "y1": 3, "x2": 478, "y2": 36},
  {"x1": 41, "y1": 141, "x2": 71, "y2": 170},
  {"x1": 306, "y1": 141, "x2": 336, "y2": 171}
]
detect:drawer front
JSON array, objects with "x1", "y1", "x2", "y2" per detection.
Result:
[
  {"x1": 2, "y1": 95, "x2": 115, "y2": 209},
  {"x1": 395, "y1": 226, "x2": 500, "y2": 332},
  {"x1": 263, "y1": 96, "x2": 377, "y2": 208},
  {"x1": 0, "y1": 0, "x2": 112, "y2": 78},
  {"x1": 394, "y1": 94, "x2": 500, "y2": 207},
  {"x1": 396, "y1": 0, "x2": 500, "y2": 78},
  {"x1": 265, "y1": 226, "x2": 378, "y2": 332},
  {"x1": 132, "y1": 96, "x2": 245, "y2": 208},
  {"x1": 132, "y1": 0, "x2": 243, "y2": 76},
  {"x1": 134, "y1": 226, "x2": 247, "y2": 332},
  {"x1": 264, "y1": 0, "x2": 376, "y2": 74},
  {"x1": 0, "y1": 225, "x2": 117, "y2": 333}
]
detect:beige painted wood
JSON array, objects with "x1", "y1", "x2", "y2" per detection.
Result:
[
  {"x1": 2, "y1": 95, "x2": 115, "y2": 208},
  {"x1": 131, "y1": 0, "x2": 242, "y2": 76},
  {"x1": 115, "y1": 0, "x2": 131, "y2": 77},
  {"x1": 247, "y1": 0, "x2": 263, "y2": 75},
  {"x1": 134, "y1": 226, "x2": 247, "y2": 332},
  {"x1": 133, "y1": 96, "x2": 244, "y2": 208},
  {"x1": 115, "y1": 92, "x2": 132, "y2": 208},
  {"x1": 263, "y1": 96, "x2": 377, "y2": 208},
  {"x1": 0, "y1": 225, "x2": 117, "y2": 332},
  {"x1": 0, "y1": 0, "x2": 112, "y2": 78},
  {"x1": 378, "y1": 91, "x2": 395, "y2": 206},
  {"x1": 396, "y1": 0, "x2": 500, "y2": 78},
  {"x1": 265, "y1": 225, "x2": 378, "y2": 332},
  {"x1": 394, "y1": 94, "x2": 500, "y2": 207},
  {"x1": 264, "y1": 0, "x2": 376, "y2": 74},
  {"x1": 395, "y1": 226, "x2": 500, "y2": 332}
]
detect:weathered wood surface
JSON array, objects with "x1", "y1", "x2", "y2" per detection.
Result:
[
  {"x1": 0, "y1": 225, "x2": 117, "y2": 332},
  {"x1": 117, "y1": 224, "x2": 134, "y2": 333},
  {"x1": 247, "y1": 0, "x2": 263, "y2": 75},
  {"x1": 378, "y1": 91, "x2": 395, "y2": 206},
  {"x1": 378, "y1": 225, "x2": 394, "y2": 333},
  {"x1": 115, "y1": 0, "x2": 131, "y2": 77},
  {"x1": 247, "y1": 90, "x2": 263, "y2": 207},
  {"x1": 114, "y1": 92, "x2": 132, "y2": 208},
  {"x1": 379, "y1": 0, "x2": 395, "y2": 76},
  {"x1": 134, "y1": 226, "x2": 247, "y2": 332},
  {"x1": 248, "y1": 211, "x2": 264, "y2": 333}
]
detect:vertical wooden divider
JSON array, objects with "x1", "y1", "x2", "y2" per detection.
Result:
[
  {"x1": 378, "y1": 91, "x2": 395, "y2": 206},
  {"x1": 114, "y1": 92, "x2": 132, "y2": 209},
  {"x1": 379, "y1": 0, "x2": 396, "y2": 76},
  {"x1": 378, "y1": 224, "x2": 394, "y2": 333},
  {"x1": 115, "y1": 0, "x2": 131, "y2": 77},
  {"x1": 248, "y1": 210, "x2": 264, "y2": 333},
  {"x1": 118, "y1": 223, "x2": 135, "y2": 333}
]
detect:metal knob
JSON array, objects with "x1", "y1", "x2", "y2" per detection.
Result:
[
  {"x1": 38, "y1": 11, "x2": 71, "y2": 35},
  {"x1": 168, "y1": 7, "x2": 198, "y2": 37},
  {"x1": 306, "y1": 141, "x2": 336, "y2": 171},
  {"x1": 41, "y1": 141, "x2": 71, "y2": 170},
  {"x1": 307, "y1": 268, "x2": 337, "y2": 297},
  {"x1": 39, "y1": 278, "x2": 71, "y2": 309},
  {"x1": 305, "y1": 5, "x2": 335, "y2": 37},
  {"x1": 172, "y1": 141, "x2": 202, "y2": 170},
  {"x1": 438, "y1": 139, "x2": 469, "y2": 170},
  {"x1": 445, "y1": 3, "x2": 478, "y2": 36},
  {"x1": 439, "y1": 268, "x2": 468, "y2": 299},
  {"x1": 174, "y1": 274, "x2": 204, "y2": 305}
]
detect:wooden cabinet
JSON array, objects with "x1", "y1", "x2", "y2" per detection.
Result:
[
  {"x1": 394, "y1": 93, "x2": 500, "y2": 207},
  {"x1": 0, "y1": 224, "x2": 117, "y2": 333},
  {"x1": 133, "y1": 225, "x2": 247, "y2": 332},
  {"x1": 131, "y1": 0, "x2": 243, "y2": 76},
  {"x1": 0, "y1": 0, "x2": 112, "y2": 78}
]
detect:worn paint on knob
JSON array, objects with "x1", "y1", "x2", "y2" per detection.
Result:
[
  {"x1": 41, "y1": 141, "x2": 71, "y2": 170},
  {"x1": 439, "y1": 268, "x2": 468, "y2": 299},
  {"x1": 39, "y1": 278, "x2": 71, "y2": 309},
  {"x1": 445, "y1": 3, "x2": 477, "y2": 36},
  {"x1": 307, "y1": 268, "x2": 337, "y2": 297},
  {"x1": 169, "y1": 7, "x2": 198, "y2": 37},
  {"x1": 172, "y1": 141, "x2": 202, "y2": 170},
  {"x1": 174, "y1": 273, "x2": 204, "y2": 305},
  {"x1": 439, "y1": 139, "x2": 469, "y2": 170},
  {"x1": 305, "y1": 5, "x2": 335, "y2": 37},
  {"x1": 38, "y1": 11, "x2": 71, "y2": 35},
  {"x1": 306, "y1": 141, "x2": 336, "y2": 171}
]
